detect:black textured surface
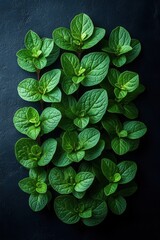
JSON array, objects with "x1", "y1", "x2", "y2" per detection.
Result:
[{"x1": 0, "y1": 0, "x2": 160, "y2": 239}]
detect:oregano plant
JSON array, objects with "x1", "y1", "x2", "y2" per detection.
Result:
[{"x1": 13, "y1": 13, "x2": 147, "y2": 226}]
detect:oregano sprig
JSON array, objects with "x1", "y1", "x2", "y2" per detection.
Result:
[{"x1": 13, "y1": 13, "x2": 147, "y2": 226}]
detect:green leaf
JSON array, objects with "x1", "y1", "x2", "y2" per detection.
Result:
[
  {"x1": 112, "y1": 55, "x2": 127, "y2": 67},
  {"x1": 117, "y1": 161, "x2": 137, "y2": 184},
  {"x1": 109, "y1": 26, "x2": 131, "y2": 52},
  {"x1": 29, "y1": 192, "x2": 48, "y2": 212},
  {"x1": 82, "y1": 27, "x2": 106, "y2": 49},
  {"x1": 13, "y1": 107, "x2": 40, "y2": 140},
  {"x1": 107, "y1": 68, "x2": 120, "y2": 87},
  {"x1": 18, "y1": 178, "x2": 36, "y2": 194},
  {"x1": 49, "y1": 166, "x2": 76, "y2": 194},
  {"x1": 41, "y1": 38, "x2": 54, "y2": 57},
  {"x1": 119, "y1": 45, "x2": 132, "y2": 54},
  {"x1": 79, "y1": 128, "x2": 100, "y2": 150},
  {"x1": 123, "y1": 121, "x2": 147, "y2": 139},
  {"x1": 16, "y1": 49, "x2": 32, "y2": 59},
  {"x1": 61, "y1": 74, "x2": 79, "y2": 95},
  {"x1": 79, "y1": 209, "x2": 92, "y2": 218},
  {"x1": 46, "y1": 44, "x2": 60, "y2": 67},
  {"x1": 84, "y1": 140, "x2": 105, "y2": 161},
  {"x1": 73, "y1": 191, "x2": 86, "y2": 199},
  {"x1": 101, "y1": 158, "x2": 118, "y2": 181},
  {"x1": 53, "y1": 27, "x2": 76, "y2": 51},
  {"x1": 77, "y1": 89, "x2": 108, "y2": 124},
  {"x1": 15, "y1": 138, "x2": 39, "y2": 168},
  {"x1": 33, "y1": 56, "x2": 47, "y2": 69},
  {"x1": 42, "y1": 87, "x2": 62, "y2": 103},
  {"x1": 39, "y1": 69, "x2": 61, "y2": 93},
  {"x1": 25, "y1": 30, "x2": 42, "y2": 51},
  {"x1": 73, "y1": 116, "x2": 89, "y2": 129},
  {"x1": 53, "y1": 151, "x2": 72, "y2": 167},
  {"x1": 67, "y1": 151, "x2": 85, "y2": 162},
  {"x1": 104, "y1": 183, "x2": 118, "y2": 196},
  {"x1": 38, "y1": 138, "x2": 57, "y2": 166},
  {"x1": 75, "y1": 172, "x2": 94, "y2": 192},
  {"x1": 107, "y1": 99, "x2": 123, "y2": 114},
  {"x1": 36, "y1": 182, "x2": 47, "y2": 194},
  {"x1": 126, "y1": 39, "x2": 141, "y2": 64},
  {"x1": 118, "y1": 182, "x2": 138, "y2": 197},
  {"x1": 102, "y1": 115, "x2": 122, "y2": 135},
  {"x1": 29, "y1": 168, "x2": 47, "y2": 182},
  {"x1": 54, "y1": 195, "x2": 80, "y2": 224},
  {"x1": 70, "y1": 13, "x2": 94, "y2": 41},
  {"x1": 114, "y1": 88, "x2": 127, "y2": 100},
  {"x1": 17, "y1": 57, "x2": 36, "y2": 72},
  {"x1": 61, "y1": 53, "x2": 80, "y2": 77},
  {"x1": 18, "y1": 78, "x2": 41, "y2": 102},
  {"x1": 81, "y1": 199, "x2": 108, "y2": 226},
  {"x1": 40, "y1": 107, "x2": 61, "y2": 135},
  {"x1": 62, "y1": 131, "x2": 78, "y2": 153},
  {"x1": 123, "y1": 103, "x2": 138, "y2": 119},
  {"x1": 108, "y1": 195, "x2": 127, "y2": 215},
  {"x1": 111, "y1": 137, "x2": 130, "y2": 155},
  {"x1": 117, "y1": 71, "x2": 139, "y2": 92},
  {"x1": 81, "y1": 52, "x2": 110, "y2": 86}
]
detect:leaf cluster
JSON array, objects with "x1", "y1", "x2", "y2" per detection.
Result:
[{"x1": 13, "y1": 13, "x2": 147, "y2": 226}]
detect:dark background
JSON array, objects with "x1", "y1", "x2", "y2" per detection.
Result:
[{"x1": 0, "y1": 0, "x2": 160, "y2": 239}]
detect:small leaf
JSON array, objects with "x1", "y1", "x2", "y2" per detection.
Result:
[
  {"x1": 33, "y1": 56, "x2": 47, "y2": 69},
  {"x1": 73, "y1": 116, "x2": 89, "y2": 129},
  {"x1": 17, "y1": 57, "x2": 36, "y2": 72},
  {"x1": 112, "y1": 55, "x2": 126, "y2": 67},
  {"x1": 39, "y1": 69, "x2": 61, "y2": 93},
  {"x1": 126, "y1": 39, "x2": 141, "y2": 64},
  {"x1": 84, "y1": 140, "x2": 105, "y2": 161}
]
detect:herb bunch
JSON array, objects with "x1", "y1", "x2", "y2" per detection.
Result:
[{"x1": 13, "y1": 13, "x2": 147, "y2": 226}]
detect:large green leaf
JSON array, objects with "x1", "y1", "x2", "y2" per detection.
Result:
[
  {"x1": 54, "y1": 195, "x2": 80, "y2": 224},
  {"x1": 109, "y1": 26, "x2": 131, "y2": 52},
  {"x1": 123, "y1": 121, "x2": 147, "y2": 139},
  {"x1": 108, "y1": 195, "x2": 127, "y2": 215},
  {"x1": 77, "y1": 89, "x2": 108, "y2": 124},
  {"x1": 82, "y1": 27, "x2": 106, "y2": 49},
  {"x1": 111, "y1": 137, "x2": 130, "y2": 155},
  {"x1": 41, "y1": 38, "x2": 54, "y2": 57},
  {"x1": 81, "y1": 52, "x2": 110, "y2": 86},
  {"x1": 25, "y1": 30, "x2": 42, "y2": 51},
  {"x1": 53, "y1": 27, "x2": 76, "y2": 51},
  {"x1": 75, "y1": 172, "x2": 94, "y2": 192},
  {"x1": 18, "y1": 178, "x2": 36, "y2": 194},
  {"x1": 49, "y1": 166, "x2": 76, "y2": 194},
  {"x1": 78, "y1": 128, "x2": 100, "y2": 150},
  {"x1": 61, "y1": 53, "x2": 80, "y2": 77},
  {"x1": 40, "y1": 107, "x2": 61, "y2": 135},
  {"x1": 18, "y1": 78, "x2": 41, "y2": 102},
  {"x1": 84, "y1": 140, "x2": 105, "y2": 161},
  {"x1": 70, "y1": 13, "x2": 94, "y2": 41},
  {"x1": 126, "y1": 39, "x2": 141, "y2": 64},
  {"x1": 29, "y1": 192, "x2": 48, "y2": 212},
  {"x1": 117, "y1": 161, "x2": 137, "y2": 184},
  {"x1": 117, "y1": 71, "x2": 139, "y2": 92},
  {"x1": 13, "y1": 107, "x2": 41, "y2": 140},
  {"x1": 101, "y1": 158, "x2": 118, "y2": 181}
]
